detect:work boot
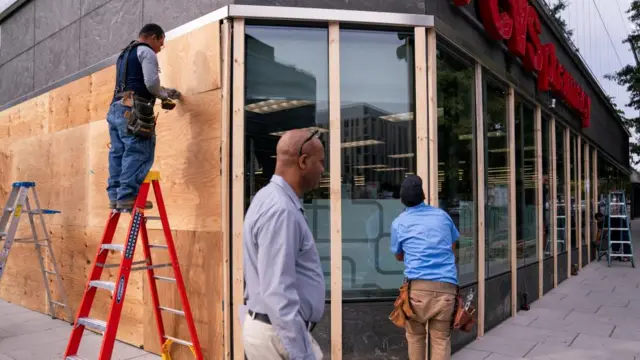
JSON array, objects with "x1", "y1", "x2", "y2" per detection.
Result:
[
  {"x1": 116, "y1": 199, "x2": 153, "y2": 212},
  {"x1": 109, "y1": 200, "x2": 117, "y2": 210}
]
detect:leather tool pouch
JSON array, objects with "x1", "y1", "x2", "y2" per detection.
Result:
[
  {"x1": 452, "y1": 288, "x2": 476, "y2": 332},
  {"x1": 389, "y1": 279, "x2": 415, "y2": 328},
  {"x1": 126, "y1": 95, "x2": 157, "y2": 138}
]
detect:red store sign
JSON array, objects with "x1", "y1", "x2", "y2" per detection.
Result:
[{"x1": 453, "y1": 0, "x2": 591, "y2": 127}]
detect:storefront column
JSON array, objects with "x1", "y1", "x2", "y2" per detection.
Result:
[
  {"x1": 551, "y1": 117, "x2": 558, "y2": 287},
  {"x1": 415, "y1": 26, "x2": 428, "y2": 197},
  {"x1": 535, "y1": 106, "x2": 543, "y2": 298},
  {"x1": 221, "y1": 18, "x2": 232, "y2": 360},
  {"x1": 507, "y1": 87, "x2": 517, "y2": 316},
  {"x1": 578, "y1": 136, "x2": 582, "y2": 269},
  {"x1": 593, "y1": 148, "x2": 599, "y2": 256},
  {"x1": 475, "y1": 63, "x2": 486, "y2": 336},
  {"x1": 564, "y1": 128, "x2": 572, "y2": 278},
  {"x1": 427, "y1": 28, "x2": 438, "y2": 205},
  {"x1": 231, "y1": 17, "x2": 246, "y2": 360},
  {"x1": 328, "y1": 21, "x2": 343, "y2": 360},
  {"x1": 585, "y1": 142, "x2": 591, "y2": 263}
]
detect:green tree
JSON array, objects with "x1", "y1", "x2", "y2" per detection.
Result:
[
  {"x1": 605, "y1": 0, "x2": 640, "y2": 165},
  {"x1": 549, "y1": 0, "x2": 574, "y2": 39}
]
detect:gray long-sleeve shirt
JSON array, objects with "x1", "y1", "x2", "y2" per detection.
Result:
[
  {"x1": 136, "y1": 46, "x2": 169, "y2": 100},
  {"x1": 243, "y1": 175, "x2": 325, "y2": 360}
]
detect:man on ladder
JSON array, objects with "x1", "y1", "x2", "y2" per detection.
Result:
[{"x1": 106, "y1": 23, "x2": 181, "y2": 211}]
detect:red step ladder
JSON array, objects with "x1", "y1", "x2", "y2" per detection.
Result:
[{"x1": 64, "y1": 171, "x2": 203, "y2": 360}]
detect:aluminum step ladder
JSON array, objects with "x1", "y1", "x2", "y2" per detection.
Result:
[
  {"x1": 63, "y1": 171, "x2": 203, "y2": 360},
  {"x1": 598, "y1": 191, "x2": 635, "y2": 267},
  {"x1": 0, "y1": 181, "x2": 72, "y2": 321}
]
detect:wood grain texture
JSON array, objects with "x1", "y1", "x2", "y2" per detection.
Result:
[
  {"x1": 415, "y1": 26, "x2": 427, "y2": 195},
  {"x1": 551, "y1": 118, "x2": 557, "y2": 287},
  {"x1": 585, "y1": 143, "x2": 590, "y2": 263},
  {"x1": 577, "y1": 137, "x2": 582, "y2": 269},
  {"x1": 564, "y1": 128, "x2": 571, "y2": 279},
  {"x1": 329, "y1": 21, "x2": 342, "y2": 360},
  {"x1": 427, "y1": 28, "x2": 438, "y2": 206},
  {"x1": 0, "y1": 20, "x2": 224, "y2": 357},
  {"x1": 475, "y1": 63, "x2": 485, "y2": 337},
  {"x1": 535, "y1": 106, "x2": 543, "y2": 298}
]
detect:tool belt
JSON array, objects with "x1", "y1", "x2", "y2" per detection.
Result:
[
  {"x1": 117, "y1": 91, "x2": 157, "y2": 139},
  {"x1": 388, "y1": 278, "x2": 415, "y2": 328},
  {"x1": 248, "y1": 309, "x2": 317, "y2": 332},
  {"x1": 452, "y1": 286, "x2": 476, "y2": 333}
]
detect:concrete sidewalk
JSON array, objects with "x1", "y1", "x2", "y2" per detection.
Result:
[
  {"x1": 0, "y1": 300, "x2": 159, "y2": 360},
  {"x1": 455, "y1": 220, "x2": 640, "y2": 360}
]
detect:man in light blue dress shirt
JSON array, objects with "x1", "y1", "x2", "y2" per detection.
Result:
[
  {"x1": 243, "y1": 129, "x2": 326, "y2": 360},
  {"x1": 390, "y1": 175, "x2": 459, "y2": 360}
]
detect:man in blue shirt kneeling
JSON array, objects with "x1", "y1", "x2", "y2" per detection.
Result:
[{"x1": 390, "y1": 175, "x2": 459, "y2": 360}]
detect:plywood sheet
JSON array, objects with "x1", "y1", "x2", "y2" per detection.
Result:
[
  {"x1": 49, "y1": 77, "x2": 91, "y2": 133},
  {"x1": 158, "y1": 22, "x2": 222, "y2": 96},
  {"x1": 90, "y1": 66, "x2": 116, "y2": 122}
]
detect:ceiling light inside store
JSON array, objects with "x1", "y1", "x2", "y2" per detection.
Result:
[
  {"x1": 341, "y1": 140, "x2": 384, "y2": 148},
  {"x1": 246, "y1": 99, "x2": 313, "y2": 114},
  {"x1": 380, "y1": 112, "x2": 414, "y2": 122},
  {"x1": 269, "y1": 126, "x2": 329, "y2": 136},
  {"x1": 374, "y1": 167, "x2": 407, "y2": 172},
  {"x1": 389, "y1": 153, "x2": 414, "y2": 158}
]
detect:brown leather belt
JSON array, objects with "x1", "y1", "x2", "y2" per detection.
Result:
[{"x1": 248, "y1": 309, "x2": 317, "y2": 332}]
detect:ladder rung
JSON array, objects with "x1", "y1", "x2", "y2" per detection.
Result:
[
  {"x1": 609, "y1": 228, "x2": 628, "y2": 231},
  {"x1": 154, "y1": 276, "x2": 176, "y2": 283},
  {"x1": 27, "y1": 209, "x2": 60, "y2": 215},
  {"x1": 101, "y1": 244, "x2": 124, "y2": 252},
  {"x1": 96, "y1": 260, "x2": 146, "y2": 269},
  {"x1": 611, "y1": 215, "x2": 627, "y2": 218},
  {"x1": 132, "y1": 263, "x2": 172, "y2": 271},
  {"x1": 164, "y1": 335, "x2": 193, "y2": 347},
  {"x1": 45, "y1": 270, "x2": 56, "y2": 275},
  {"x1": 77, "y1": 317, "x2": 106, "y2": 332},
  {"x1": 610, "y1": 241, "x2": 631, "y2": 244},
  {"x1": 149, "y1": 244, "x2": 168, "y2": 250},
  {"x1": 145, "y1": 216, "x2": 161, "y2": 221},
  {"x1": 66, "y1": 356, "x2": 86, "y2": 360},
  {"x1": 159, "y1": 306, "x2": 185, "y2": 316},
  {"x1": 50, "y1": 300, "x2": 66, "y2": 307},
  {"x1": 89, "y1": 280, "x2": 115, "y2": 293},
  {"x1": 609, "y1": 254, "x2": 633, "y2": 257}
]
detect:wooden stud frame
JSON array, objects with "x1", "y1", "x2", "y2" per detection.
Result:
[
  {"x1": 577, "y1": 136, "x2": 582, "y2": 268},
  {"x1": 564, "y1": 128, "x2": 571, "y2": 279},
  {"x1": 416, "y1": 27, "x2": 428, "y2": 196},
  {"x1": 231, "y1": 17, "x2": 246, "y2": 360},
  {"x1": 507, "y1": 87, "x2": 517, "y2": 316},
  {"x1": 585, "y1": 142, "x2": 591, "y2": 264},
  {"x1": 328, "y1": 21, "x2": 343, "y2": 360},
  {"x1": 475, "y1": 63, "x2": 486, "y2": 337},
  {"x1": 427, "y1": 28, "x2": 438, "y2": 205},
  {"x1": 551, "y1": 118, "x2": 558, "y2": 287},
  {"x1": 221, "y1": 19, "x2": 233, "y2": 360},
  {"x1": 535, "y1": 106, "x2": 543, "y2": 297},
  {"x1": 593, "y1": 148, "x2": 599, "y2": 256}
]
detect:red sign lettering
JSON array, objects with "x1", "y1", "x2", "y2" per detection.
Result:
[{"x1": 454, "y1": 0, "x2": 591, "y2": 127}]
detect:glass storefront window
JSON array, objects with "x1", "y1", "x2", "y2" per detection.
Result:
[
  {"x1": 542, "y1": 117, "x2": 552, "y2": 259},
  {"x1": 582, "y1": 144, "x2": 587, "y2": 245},
  {"x1": 484, "y1": 78, "x2": 509, "y2": 277},
  {"x1": 436, "y1": 42, "x2": 476, "y2": 286},
  {"x1": 515, "y1": 99, "x2": 538, "y2": 267},
  {"x1": 243, "y1": 25, "x2": 331, "y2": 294},
  {"x1": 339, "y1": 28, "x2": 416, "y2": 297},
  {"x1": 556, "y1": 124, "x2": 567, "y2": 254}
]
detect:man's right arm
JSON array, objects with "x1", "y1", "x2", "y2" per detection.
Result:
[
  {"x1": 137, "y1": 46, "x2": 170, "y2": 100},
  {"x1": 257, "y1": 207, "x2": 316, "y2": 360}
]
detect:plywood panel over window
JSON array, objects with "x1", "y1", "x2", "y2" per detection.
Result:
[{"x1": 0, "y1": 19, "x2": 225, "y2": 359}]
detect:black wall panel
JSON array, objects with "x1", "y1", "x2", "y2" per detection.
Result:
[
  {"x1": 485, "y1": 271, "x2": 512, "y2": 333},
  {"x1": 543, "y1": 257, "x2": 554, "y2": 294},
  {"x1": 582, "y1": 247, "x2": 588, "y2": 267},
  {"x1": 571, "y1": 248, "x2": 578, "y2": 269},
  {"x1": 517, "y1": 263, "x2": 540, "y2": 309},
  {"x1": 558, "y1": 252, "x2": 568, "y2": 284}
]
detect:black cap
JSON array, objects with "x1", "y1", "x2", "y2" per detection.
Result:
[{"x1": 400, "y1": 175, "x2": 425, "y2": 207}]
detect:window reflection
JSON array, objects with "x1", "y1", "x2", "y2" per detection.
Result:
[
  {"x1": 340, "y1": 29, "x2": 416, "y2": 297},
  {"x1": 556, "y1": 124, "x2": 567, "y2": 253},
  {"x1": 542, "y1": 117, "x2": 552, "y2": 259},
  {"x1": 515, "y1": 99, "x2": 538, "y2": 266},
  {"x1": 570, "y1": 134, "x2": 578, "y2": 250},
  {"x1": 243, "y1": 25, "x2": 331, "y2": 295},
  {"x1": 436, "y1": 43, "x2": 476, "y2": 286},
  {"x1": 484, "y1": 79, "x2": 510, "y2": 277}
]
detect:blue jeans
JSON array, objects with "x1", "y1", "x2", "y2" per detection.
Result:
[{"x1": 106, "y1": 101, "x2": 156, "y2": 202}]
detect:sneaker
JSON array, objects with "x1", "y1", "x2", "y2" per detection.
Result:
[{"x1": 116, "y1": 199, "x2": 153, "y2": 211}]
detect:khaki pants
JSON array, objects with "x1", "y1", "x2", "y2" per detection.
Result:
[
  {"x1": 243, "y1": 313, "x2": 323, "y2": 360},
  {"x1": 405, "y1": 280, "x2": 457, "y2": 360}
]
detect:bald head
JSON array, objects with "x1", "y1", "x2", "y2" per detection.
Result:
[{"x1": 274, "y1": 129, "x2": 326, "y2": 195}]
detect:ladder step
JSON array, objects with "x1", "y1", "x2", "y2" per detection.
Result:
[
  {"x1": 101, "y1": 244, "x2": 124, "y2": 252},
  {"x1": 611, "y1": 241, "x2": 632, "y2": 244},
  {"x1": 154, "y1": 276, "x2": 176, "y2": 283},
  {"x1": 132, "y1": 263, "x2": 172, "y2": 271},
  {"x1": 27, "y1": 209, "x2": 61, "y2": 215},
  {"x1": 145, "y1": 216, "x2": 161, "y2": 221},
  {"x1": 609, "y1": 228, "x2": 629, "y2": 231},
  {"x1": 66, "y1": 356, "x2": 86, "y2": 360},
  {"x1": 96, "y1": 260, "x2": 146, "y2": 269},
  {"x1": 77, "y1": 317, "x2": 106, "y2": 332},
  {"x1": 164, "y1": 335, "x2": 193, "y2": 347},
  {"x1": 45, "y1": 270, "x2": 56, "y2": 275},
  {"x1": 89, "y1": 280, "x2": 115, "y2": 293},
  {"x1": 610, "y1": 215, "x2": 627, "y2": 218},
  {"x1": 609, "y1": 254, "x2": 634, "y2": 257},
  {"x1": 50, "y1": 300, "x2": 66, "y2": 307},
  {"x1": 149, "y1": 244, "x2": 168, "y2": 250},
  {"x1": 159, "y1": 306, "x2": 185, "y2": 316}
]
